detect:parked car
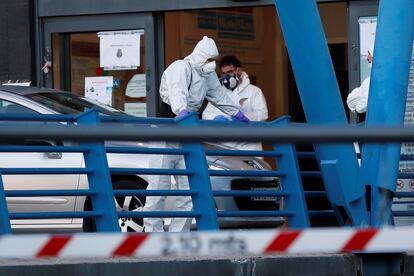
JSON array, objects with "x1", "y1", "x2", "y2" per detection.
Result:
[{"x1": 0, "y1": 85, "x2": 284, "y2": 232}]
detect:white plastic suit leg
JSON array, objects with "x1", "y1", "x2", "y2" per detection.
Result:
[
  {"x1": 167, "y1": 155, "x2": 193, "y2": 232},
  {"x1": 143, "y1": 142, "x2": 193, "y2": 232},
  {"x1": 143, "y1": 141, "x2": 173, "y2": 232}
]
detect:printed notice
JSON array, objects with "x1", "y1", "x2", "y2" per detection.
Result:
[
  {"x1": 98, "y1": 30, "x2": 143, "y2": 70},
  {"x1": 124, "y1": 102, "x2": 147, "y2": 117},
  {"x1": 126, "y1": 74, "x2": 146, "y2": 98},
  {"x1": 85, "y1": 76, "x2": 113, "y2": 106}
]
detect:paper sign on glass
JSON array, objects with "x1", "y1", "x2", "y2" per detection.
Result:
[
  {"x1": 85, "y1": 76, "x2": 114, "y2": 106},
  {"x1": 126, "y1": 74, "x2": 146, "y2": 98},
  {"x1": 124, "y1": 102, "x2": 147, "y2": 117},
  {"x1": 98, "y1": 30, "x2": 143, "y2": 70}
]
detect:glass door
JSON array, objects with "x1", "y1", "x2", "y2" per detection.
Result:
[
  {"x1": 52, "y1": 31, "x2": 147, "y2": 115},
  {"x1": 42, "y1": 13, "x2": 160, "y2": 117}
]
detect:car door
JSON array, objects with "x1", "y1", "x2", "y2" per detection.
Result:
[{"x1": 0, "y1": 94, "x2": 83, "y2": 228}]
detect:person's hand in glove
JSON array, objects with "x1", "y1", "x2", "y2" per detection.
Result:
[
  {"x1": 174, "y1": 109, "x2": 189, "y2": 122},
  {"x1": 232, "y1": 111, "x2": 250, "y2": 122},
  {"x1": 214, "y1": 115, "x2": 229, "y2": 121}
]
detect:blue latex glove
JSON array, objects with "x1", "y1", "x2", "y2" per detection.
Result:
[
  {"x1": 214, "y1": 115, "x2": 229, "y2": 121},
  {"x1": 174, "y1": 109, "x2": 190, "y2": 122},
  {"x1": 232, "y1": 111, "x2": 250, "y2": 122}
]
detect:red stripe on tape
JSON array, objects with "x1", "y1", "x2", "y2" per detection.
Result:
[
  {"x1": 37, "y1": 235, "x2": 71, "y2": 257},
  {"x1": 342, "y1": 229, "x2": 378, "y2": 252},
  {"x1": 264, "y1": 231, "x2": 301, "y2": 253},
  {"x1": 112, "y1": 234, "x2": 148, "y2": 256}
]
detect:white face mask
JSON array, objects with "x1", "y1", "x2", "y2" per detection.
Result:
[{"x1": 201, "y1": 61, "x2": 216, "y2": 76}]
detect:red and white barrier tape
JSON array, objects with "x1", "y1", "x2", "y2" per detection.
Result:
[{"x1": 1, "y1": 227, "x2": 413, "y2": 258}]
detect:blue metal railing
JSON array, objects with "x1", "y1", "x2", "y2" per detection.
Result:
[
  {"x1": 1, "y1": 109, "x2": 413, "y2": 233},
  {"x1": 297, "y1": 150, "x2": 414, "y2": 220},
  {"x1": 0, "y1": 110, "x2": 310, "y2": 233}
]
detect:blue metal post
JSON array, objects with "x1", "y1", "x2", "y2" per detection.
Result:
[
  {"x1": 361, "y1": 0, "x2": 414, "y2": 226},
  {"x1": 76, "y1": 109, "x2": 119, "y2": 232},
  {"x1": 272, "y1": 117, "x2": 309, "y2": 228},
  {"x1": 0, "y1": 174, "x2": 11, "y2": 234},
  {"x1": 177, "y1": 113, "x2": 219, "y2": 230},
  {"x1": 273, "y1": 0, "x2": 368, "y2": 225}
]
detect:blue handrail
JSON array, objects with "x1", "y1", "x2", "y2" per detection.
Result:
[
  {"x1": 1, "y1": 109, "x2": 412, "y2": 234},
  {"x1": 0, "y1": 110, "x2": 310, "y2": 233}
]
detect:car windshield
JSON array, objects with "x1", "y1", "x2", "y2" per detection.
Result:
[{"x1": 26, "y1": 92, "x2": 127, "y2": 116}]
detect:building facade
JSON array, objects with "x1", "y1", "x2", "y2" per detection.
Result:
[
  {"x1": 0, "y1": 1, "x2": 34, "y2": 84},
  {"x1": 2, "y1": 0, "x2": 379, "y2": 119}
]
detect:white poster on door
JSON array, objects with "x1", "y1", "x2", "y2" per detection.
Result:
[
  {"x1": 126, "y1": 74, "x2": 146, "y2": 98},
  {"x1": 85, "y1": 76, "x2": 113, "y2": 106},
  {"x1": 124, "y1": 103, "x2": 147, "y2": 117},
  {"x1": 98, "y1": 30, "x2": 143, "y2": 70},
  {"x1": 358, "y1": 16, "x2": 377, "y2": 81}
]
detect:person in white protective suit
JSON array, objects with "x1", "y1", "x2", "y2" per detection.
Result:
[
  {"x1": 347, "y1": 43, "x2": 374, "y2": 159},
  {"x1": 202, "y1": 55, "x2": 268, "y2": 151},
  {"x1": 347, "y1": 43, "x2": 374, "y2": 121},
  {"x1": 143, "y1": 36, "x2": 250, "y2": 232}
]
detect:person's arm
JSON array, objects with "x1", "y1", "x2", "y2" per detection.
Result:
[
  {"x1": 347, "y1": 77, "x2": 370, "y2": 114},
  {"x1": 245, "y1": 88, "x2": 268, "y2": 121},
  {"x1": 164, "y1": 61, "x2": 191, "y2": 115},
  {"x1": 204, "y1": 73, "x2": 239, "y2": 116}
]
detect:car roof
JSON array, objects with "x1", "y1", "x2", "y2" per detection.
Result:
[{"x1": 0, "y1": 85, "x2": 67, "y2": 96}]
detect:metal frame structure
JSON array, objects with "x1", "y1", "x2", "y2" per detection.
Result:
[
  {"x1": 361, "y1": 0, "x2": 414, "y2": 226},
  {"x1": 0, "y1": 111, "x2": 311, "y2": 233},
  {"x1": 0, "y1": 111, "x2": 414, "y2": 234},
  {"x1": 273, "y1": 0, "x2": 368, "y2": 226},
  {"x1": 35, "y1": 0, "x2": 343, "y2": 17},
  {"x1": 273, "y1": 0, "x2": 414, "y2": 226}
]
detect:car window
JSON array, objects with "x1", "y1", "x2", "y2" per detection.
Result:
[
  {"x1": 26, "y1": 94, "x2": 81, "y2": 114},
  {"x1": 0, "y1": 98, "x2": 61, "y2": 145},
  {"x1": 0, "y1": 99, "x2": 38, "y2": 115},
  {"x1": 27, "y1": 92, "x2": 127, "y2": 116}
]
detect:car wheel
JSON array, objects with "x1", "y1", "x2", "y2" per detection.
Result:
[
  {"x1": 113, "y1": 179, "x2": 147, "y2": 232},
  {"x1": 82, "y1": 179, "x2": 147, "y2": 232}
]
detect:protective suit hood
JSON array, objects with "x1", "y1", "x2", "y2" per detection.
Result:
[{"x1": 184, "y1": 36, "x2": 219, "y2": 69}]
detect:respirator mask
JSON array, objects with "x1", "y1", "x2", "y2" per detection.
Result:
[{"x1": 220, "y1": 69, "x2": 240, "y2": 90}]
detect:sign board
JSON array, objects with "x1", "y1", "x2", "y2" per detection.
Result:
[
  {"x1": 84, "y1": 76, "x2": 114, "y2": 106},
  {"x1": 178, "y1": 9, "x2": 264, "y2": 64},
  {"x1": 126, "y1": 74, "x2": 146, "y2": 98},
  {"x1": 358, "y1": 16, "x2": 377, "y2": 81},
  {"x1": 98, "y1": 30, "x2": 143, "y2": 70},
  {"x1": 124, "y1": 102, "x2": 147, "y2": 117}
]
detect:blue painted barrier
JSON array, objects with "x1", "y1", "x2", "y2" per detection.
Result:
[
  {"x1": 0, "y1": 109, "x2": 413, "y2": 233},
  {"x1": 0, "y1": 110, "x2": 309, "y2": 233}
]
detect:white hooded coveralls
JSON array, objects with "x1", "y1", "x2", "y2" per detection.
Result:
[
  {"x1": 202, "y1": 72, "x2": 268, "y2": 151},
  {"x1": 347, "y1": 77, "x2": 370, "y2": 114},
  {"x1": 159, "y1": 38, "x2": 239, "y2": 116},
  {"x1": 347, "y1": 43, "x2": 374, "y2": 115},
  {"x1": 143, "y1": 36, "x2": 240, "y2": 232}
]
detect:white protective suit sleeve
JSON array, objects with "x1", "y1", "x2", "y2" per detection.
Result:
[
  {"x1": 163, "y1": 60, "x2": 191, "y2": 115},
  {"x1": 244, "y1": 88, "x2": 268, "y2": 121},
  {"x1": 204, "y1": 73, "x2": 240, "y2": 117},
  {"x1": 347, "y1": 77, "x2": 370, "y2": 113}
]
